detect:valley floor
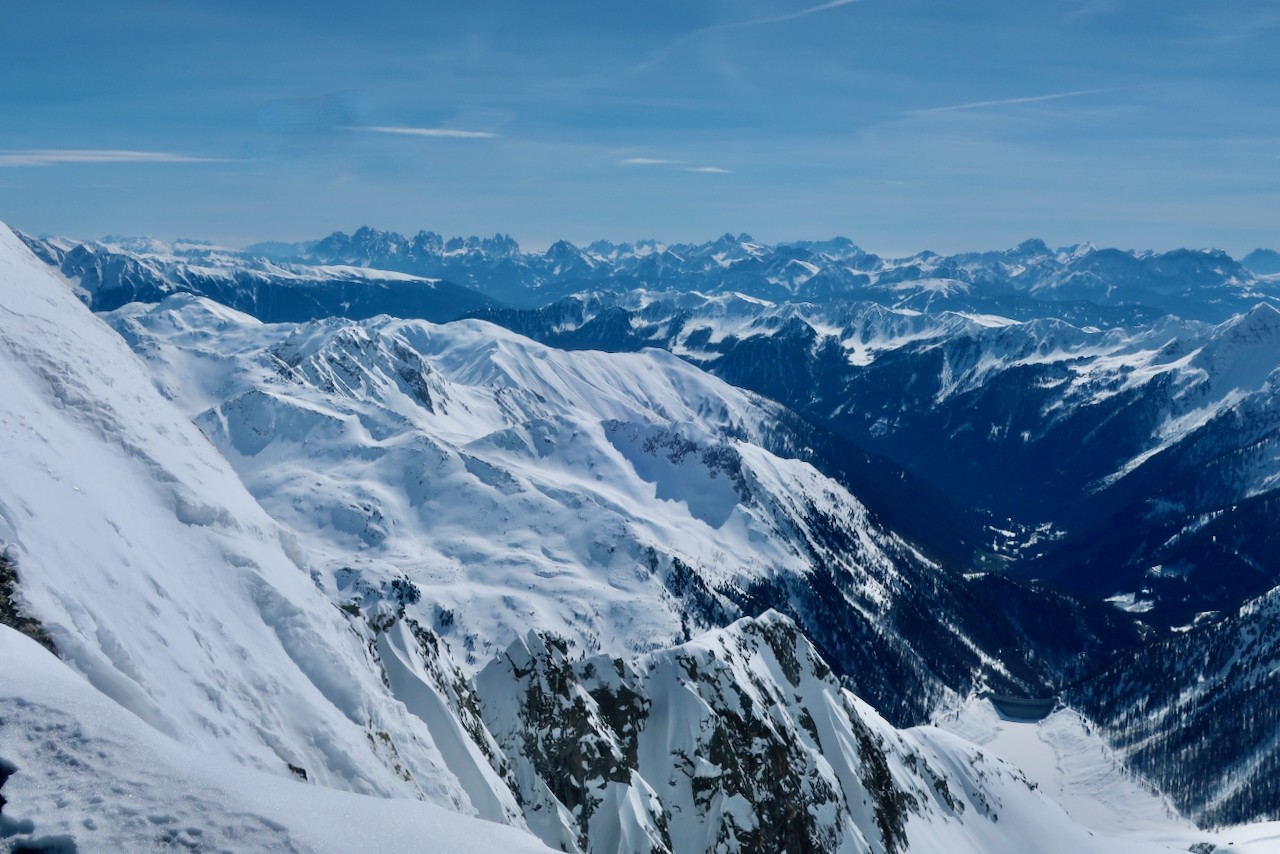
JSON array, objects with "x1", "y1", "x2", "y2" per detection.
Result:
[{"x1": 937, "y1": 697, "x2": 1280, "y2": 853}]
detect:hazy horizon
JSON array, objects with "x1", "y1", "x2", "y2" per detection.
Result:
[{"x1": 3, "y1": 1, "x2": 1277, "y2": 256}]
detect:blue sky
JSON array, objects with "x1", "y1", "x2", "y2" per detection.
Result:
[{"x1": 2, "y1": 0, "x2": 1277, "y2": 255}]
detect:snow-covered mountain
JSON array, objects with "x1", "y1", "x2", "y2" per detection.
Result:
[
  {"x1": 24, "y1": 225, "x2": 1276, "y2": 321},
  {"x1": 8, "y1": 217, "x2": 1280, "y2": 849},
  {"x1": 1242, "y1": 248, "x2": 1280, "y2": 275},
  {"x1": 0, "y1": 224, "x2": 526, "y2": 817},
  {"x1": 0, "y1": 224, "x2": 1152, "y2": 852},
  {"x1": 19, "y1": 231, "x2": 497, "y2": 321},
  {"x1": 102, "y1": 291, "x2": 1134, "y2": 727},
  {"x1": 474, "y1": 293, "x2": 1280, "y2": 629}
]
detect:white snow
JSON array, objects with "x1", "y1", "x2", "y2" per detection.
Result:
[
  {"x1": 103, "y1": 293, "x2": 930, "y2": 669},
  {"x1": 936, "y1": 696, "x2": 1280, "y2": 853},
  {"x1": 0, "y1": 627, "x2": 553, "y2": 853},
  {"x1": 1105, "y1": 592, "x2": 1158, "y2": 613},
  {"x1": 0, "y1": 224, "x2": 523, "y2": 817},
  {"x1": 5, "y1": 220, "x2": 1279, "y2": 853}
]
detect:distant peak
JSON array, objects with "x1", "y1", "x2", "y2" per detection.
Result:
[
  {"x1": 544, "y1": 239, "x2": 580, "y2": 256},
  {"x1": 1242, "y1": 248, "x2": 1280, "y2": 274},
  {"x1": 1013, "y1": 238, "x2": 1049, "y2": 255},
  {"x1": 1217, "y1": 301, "x2": 1280, "y2": 340}
]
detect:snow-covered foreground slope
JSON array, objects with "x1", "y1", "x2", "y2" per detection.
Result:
[
  {"x1": 938, "y1": 698, "x2": 1182, "y2": 835},
  {"x1": 936, "y1": 696, "x2": 1280, "y2": 852},
  {"x1": 0, "y1": 627, "x2": 553, "y2": 854},
  {"x1": 0, "y1": 224, "x2": 524, "y2": 818}
]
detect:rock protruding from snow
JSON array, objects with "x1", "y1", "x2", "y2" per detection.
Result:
[{"x1": 476, "y1": 612, "x2": 1121, "y2": 854}]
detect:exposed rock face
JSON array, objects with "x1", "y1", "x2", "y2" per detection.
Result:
[{"x1": 475, "y1": 612, "x2": 1044, "y2": 854}]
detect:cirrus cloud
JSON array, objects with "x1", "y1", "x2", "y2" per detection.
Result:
[
  {"x1": 620, "y1": 157, "x2": 685, "y2": 165},
  {"x1": 360, "y1": 126, "x2": 497, "y2": 139},
  {"x1": 0, "y1": 149, "x2": 230, "y2": 167}
]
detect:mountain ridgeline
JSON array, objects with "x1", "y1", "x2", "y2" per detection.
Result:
[{"x1": 8, "y1": 222, "x2": 1280, "y2": 840}]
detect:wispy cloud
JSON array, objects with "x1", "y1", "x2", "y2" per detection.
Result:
[
  {"x1": 618, "y1": 158, "x2": 732, "y2": 173},
  {"x1": 360, "y1": 126, "x2": 497, "y2": 139},
  {"x1": 717, "y1": 0, "x2": 865, "y2": 30},
  {"x1": 620, "y1": 157, "x2": 685, "y2": 165},
  {"x1": 637, "y1": 0, "x2": 864, "y2": 70},
  {"x1": 0, "y1": 149, "x2": 229, "y2": 167},
  {"x1": 910, "y1": 88, "x2": 1119, "y2": 115}
]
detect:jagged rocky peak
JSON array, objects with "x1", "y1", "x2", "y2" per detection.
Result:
[
  {"x1": 473, "y1": 611, "x2": 1090, "y2": 854},
  {"x1": 267, "y1": 319, "x2": 452, "y2": 412},
  {"x1": 544, "y1": 238, "x2": 582, "y2": 258},
  {"x1": 1012, "y1": 237, "x2": 1050, "y2": 256}
]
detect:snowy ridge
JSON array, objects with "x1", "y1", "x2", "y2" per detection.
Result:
[
  {"x1": 474, "y1": 612, "x2": 1163, "y2": 853},
  {"x1": 104, "y1": 291, "x2": 1128, "y2": 727},
  {"x1": 25, "y1": 225, "x2": 1277, "y2": 320},
  {"x1": 18, "y1": 232, "x2": 496, "y2": 323},
  {"x1": 0, "y1": 225, "x2": 522, "y2": 817}
]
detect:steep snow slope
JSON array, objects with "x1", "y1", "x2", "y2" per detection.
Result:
[
  {"x1": 0, "y1": 626, "x2": 553, "y2": 854},
  {"x1": 0, "y1": 225, "x2": 523, "y2": 821},
  {"x1": 104, "y1": 293, "x2": 1129, "y2": 724}
]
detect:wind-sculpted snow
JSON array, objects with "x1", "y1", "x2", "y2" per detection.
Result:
[{"x1": 0, "y1": 627, "x2": 554, "y2": 854}]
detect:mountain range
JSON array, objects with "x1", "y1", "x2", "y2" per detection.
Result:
[{"x1": 4, "y1": 222, "x2": 1280, "y2": 851}]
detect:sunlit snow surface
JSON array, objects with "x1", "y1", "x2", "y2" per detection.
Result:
[
  {"x1": 0, "y1": 628, "x2": 553, "y2": 854},
  {"x1": 103, "y1": 291, "x2": 925, "y2": 669},
  {"x1": 937, "y1": 697, "x2": 1280, "y2": 853},
  {"x1": 0, "y1": 225, "x2": 524, "y2": 816}
]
